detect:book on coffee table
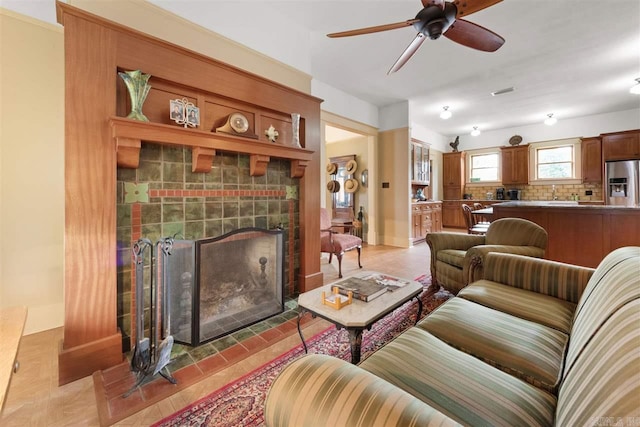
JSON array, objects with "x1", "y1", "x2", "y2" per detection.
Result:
[{"x1": 335, "y1": 276, "x2": 389, "y2": 302}]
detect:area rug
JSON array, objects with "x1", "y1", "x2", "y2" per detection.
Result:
[{"x1": 153, "y1": 276, "x2": 452, "y2": 427}]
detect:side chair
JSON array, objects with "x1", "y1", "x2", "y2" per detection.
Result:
[{"x1": 320, "y1": 208, "x2": 362, "y2": 278}]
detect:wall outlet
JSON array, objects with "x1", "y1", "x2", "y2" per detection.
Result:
[{"x1": 585, "y1": 190, "x2": 593, "y2": 196}]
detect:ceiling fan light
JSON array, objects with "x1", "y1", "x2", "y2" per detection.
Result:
[
  {"x1": 470, "y1": 126, "x2": 481, "y2": 136},
  {"x1": 544, "y1": 113, "x2": 557, "y2": 126},
  {"x1": 440, "y1": 106, "x2": 452, "y2": 119},
  {"x1": 630, "y1": 78, "x2": 640, "y2": 95}
]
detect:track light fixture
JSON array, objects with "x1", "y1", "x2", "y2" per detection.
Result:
[
  {"x1": 470, "y1": 126, "x2": 481, "y2": 136},
  {"x1": 544, "y1": 113, "x2": 557, "y2": 126},
  {"x1": 630, "y1": 78, "x2": 640, "y2": 95},
  {"x1": 440, "y1": 106, "x2": 452, "y2": 119}
]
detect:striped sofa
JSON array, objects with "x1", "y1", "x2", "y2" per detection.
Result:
[
  {"x1": 427, "y1": 217, "x2": 548, "y2": 294},
  {"x1": 264, "y1": 246, "x2": 640, "y2": 427}
]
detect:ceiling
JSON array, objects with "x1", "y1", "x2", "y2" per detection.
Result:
[{"x1": 5, "y1": 0, "x2": 640, "y2": 137}]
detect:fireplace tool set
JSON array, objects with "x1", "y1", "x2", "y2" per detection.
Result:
[{"x1": 124, "y1": 237, "x2": 178, "y2": 398}]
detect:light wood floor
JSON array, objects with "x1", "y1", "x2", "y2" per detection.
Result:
[{"x1": 1, "y1": 242, "x2": 434, "y2": 426}]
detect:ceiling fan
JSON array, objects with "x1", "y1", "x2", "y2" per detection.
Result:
[{"x1": 327, "y1": 0, "x2": 505, "y2": 74}]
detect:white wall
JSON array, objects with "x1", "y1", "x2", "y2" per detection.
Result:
[
  {"x1": 456, "y1": 108, "x2": 640, "y2": 151},
  {"x1": 379, "y1": 101, "x2": 410, "y2": 131},
  {"x1": 312, "y1": 80, "x2": 379, "y2": 129},
  {"x1": 0, "y1": 10, "x2": 65, "y2": 334}
]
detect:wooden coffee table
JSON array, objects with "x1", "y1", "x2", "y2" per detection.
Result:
[{"x1": 296, "y1": 271, "x2": 423, "y2": 364}]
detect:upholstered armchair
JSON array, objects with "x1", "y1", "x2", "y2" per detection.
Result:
[
  {"x1": 320, "y1": 208, "x2": 362, "y2": 278},
  {"x1": 426, "y1": 218, "x2": 548, "y2": 294}
]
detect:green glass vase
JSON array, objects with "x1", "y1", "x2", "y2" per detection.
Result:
[{"x1": 119, "y1": 69, "x2": 151, "y2": 122}]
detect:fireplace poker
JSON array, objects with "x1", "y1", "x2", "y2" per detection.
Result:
[
  {"x1": 153, "y1": 237, "x2": 177, "y2": 381},
  {"x1": 124, "y1": 238, "x2": 153, "y2": 397}
]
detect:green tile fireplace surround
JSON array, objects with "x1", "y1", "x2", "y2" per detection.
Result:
[{"x1": 116, "y1": 142, "x2": 300, "y2": 351}]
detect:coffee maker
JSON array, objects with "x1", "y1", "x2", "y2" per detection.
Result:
[
  {"x1": 507, "y1": 189, "x2": 522, "y2": 200},
  {"x1": 496, "y1": 188, "x2": 505, "y2": 200}
]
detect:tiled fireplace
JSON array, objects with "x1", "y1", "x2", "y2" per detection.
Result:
[{"x1": 116, "y1": 143, "x2": 299, "y2": 351}]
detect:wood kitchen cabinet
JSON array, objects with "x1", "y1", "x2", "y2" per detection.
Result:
[
  {"x1": 442, "y1": 201, "x2": 466, "y2": 229},
  {"x1": 602, "y1": 130, "x2": 640, "y2": 161},
  {"x1": 442, "y1": 151, "x2": 465, "y2": 200},
  {"x1": 581, "y1": 136, "x2": 602, "y2": 183},
  {"x1": 411, "y1": 139, "x2": 430, "y2": 185},
  {"x1": 411, "y1": 202, "x2": 442, "y2": 243},
  {"x1": 501, "y1": 145, "x2": 529, "y2": 185}
]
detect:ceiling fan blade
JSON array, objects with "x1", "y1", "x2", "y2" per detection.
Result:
[
  {"x1": 444, "y1": 18, "x2": 504, "y2": 52},
  {"x1": 455, "y1": 0, "x2": 503, "y2": 17},
  {"x1": 327, "y1": 19, "x2": 420, "y2": 38},
  {"x1": 422, "y1": 0, "x2": 445, "y2": 9},
  {"x1": 388, "y1": 33, "x2": 427, "y2": 74}
]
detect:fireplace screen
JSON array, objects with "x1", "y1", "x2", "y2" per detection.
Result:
[{"x1": 164, "y1": 228, "x2": 284, "y2": 346}]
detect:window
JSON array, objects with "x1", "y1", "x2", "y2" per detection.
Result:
[
  {"x1": 469, "y1": 152, "x2": 499, "y2": 182},
  {"x1": 536, "y1": 145, "x2": 574, "y2": 179}
]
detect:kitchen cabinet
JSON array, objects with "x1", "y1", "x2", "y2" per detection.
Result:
[
  {"x1": 501, "y1": 145, "x2": 529, "y2": 185},
  {"x1": 442, "y1": 201, "x2": 466, "y2": 228},
  {"x1": 442, "y1": 151, "x2": 465, "y2": 200},
  {"x1": 411, "y1": 140, "x2": 430, "y2": 185},
  {"x1": 581, "y1": 136, "x2": 602, "y2": 183},
  {"x1": 602, "y1": 130, "x2": 640, "y2": 161},
  {"x1": 411, "y1": 202, "x2": 442, "y2": 243}
]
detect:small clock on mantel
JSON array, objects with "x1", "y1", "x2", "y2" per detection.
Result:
[{"x1": 215, "y1": 112, "x2": 258, "y2": 139}]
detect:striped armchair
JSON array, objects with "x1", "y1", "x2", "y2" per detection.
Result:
[
  {"x1": 426, "y1": 217, "x2": 548, "y2": 294},
  {"x1": 265, "y1": 247, "x2": 640, "y2": 427}
]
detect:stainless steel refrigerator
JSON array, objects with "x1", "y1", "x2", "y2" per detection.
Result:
[{"x1": 606, "y1": 160, "x2": 640, "y2": 207}]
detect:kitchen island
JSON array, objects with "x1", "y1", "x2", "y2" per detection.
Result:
[{"x1": 492, "y1": 201, "x2": 640, "y2": 267}]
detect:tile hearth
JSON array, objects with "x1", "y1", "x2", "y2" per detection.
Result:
[{"x1": 94, "y1": 297, "x2": 318, "y2": 425}]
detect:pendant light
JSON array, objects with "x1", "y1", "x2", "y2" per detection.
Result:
[
  {"x1": 470, "y1": 126, "x2": 481, "y2": 136},
  {"x1": 630, "y1": 78, "x2": 640, "y2": 95}
]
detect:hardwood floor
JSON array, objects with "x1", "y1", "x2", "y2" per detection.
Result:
[{"x1": 1, "y1": 242, "x2": 434, "y2": 426}]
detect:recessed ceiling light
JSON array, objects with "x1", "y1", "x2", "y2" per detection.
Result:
[
  {"x1": 440, "y1": 106, "x2": 452, "y2": 119},
  {"x1": 630, "y1": 78, "x2": 640, "y2": 94},
  {"x1": 491, "y1": 87, "x2": 515, "y2": 96},
  {"x1": 544, "y1": 113, "x2": 557, "y2": 126},
  {"x1": 470, "y1": 126, "x2": 481, "y2": 136}
]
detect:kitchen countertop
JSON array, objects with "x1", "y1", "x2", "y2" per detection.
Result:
[{"x1": 495, "y1": 201, "x2": 636, "y2": 210}]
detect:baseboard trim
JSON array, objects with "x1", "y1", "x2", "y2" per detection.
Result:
[{"x1": 58, "y1": 332, "x2": 123, "y2": 385}]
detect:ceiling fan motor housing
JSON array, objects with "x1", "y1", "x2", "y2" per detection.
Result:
[{"x1": 414, "y1": 2, "x2": 457, "y2": 39}]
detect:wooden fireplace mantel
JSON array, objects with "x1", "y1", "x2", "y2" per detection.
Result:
[
  {"x1": 111, "y1": 117, "x2": 312, "y2": 177},
  {"x1": 57, "y1": 1, "x2": 323, "y2": 386}
]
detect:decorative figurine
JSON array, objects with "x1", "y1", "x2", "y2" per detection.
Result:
[
  {"x1": 449, "y1": 136, "x2": 460, "y2": 152},
  {"x1": 265, "y1": 125, "x2": 279, "y2": 142}
]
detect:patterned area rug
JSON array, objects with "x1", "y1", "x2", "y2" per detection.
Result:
[{"x1": 153, "y1": 276, "x2": 452, "y2": 427}]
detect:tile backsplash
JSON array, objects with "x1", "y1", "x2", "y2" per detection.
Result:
[{"x1": 466, "y1": 183, "x2": 603, "y2": 201}]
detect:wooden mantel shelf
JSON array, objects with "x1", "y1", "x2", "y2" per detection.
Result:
[{"x1": 110, "y1": 117, "x2": 313, "y2": 178}]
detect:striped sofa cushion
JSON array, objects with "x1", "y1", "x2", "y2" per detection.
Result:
[
  {"x1": 556, "y1": 299, "x2": 640, "y2": 426},
  {"x1": 359, "y1": 327, "x2": 556, "y2": 427},
  {"x1": 417, "y1": 297, "x2": 568, "y2": 393},
  {"x1": 264, "y1": 353, "x2": 461, "y2": 427},
  {"x1": 481, "y1": 252, "x2": 595, "y2": 304},
  {"x1": 459, "y1": 280, "x2": 577, "y2": 334},
  {"x1": 564, "y1": 247, "x2": 640, "y2": 380},
  {"x1": 437, "y1": 249, "x2": 466, "y2": 268}
]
